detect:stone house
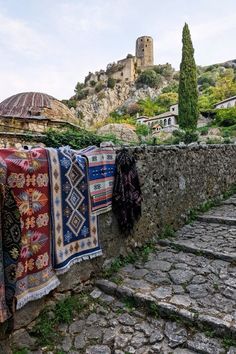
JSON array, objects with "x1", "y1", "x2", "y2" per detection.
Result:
[
  {"x1": 214, "y1": 96, "x2": 236, "y2": 109},
  {"x1": 140, "y1": 104, "x2": 179, "y2": 132}
]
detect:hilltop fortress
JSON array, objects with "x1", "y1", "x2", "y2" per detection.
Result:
[{"x1": 85, "y1": 36, "x2": 154, "y2": 85}]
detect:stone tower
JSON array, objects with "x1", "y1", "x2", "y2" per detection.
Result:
[{"x1": 135, "y1": 36, "x2": 154, "y2": 67}]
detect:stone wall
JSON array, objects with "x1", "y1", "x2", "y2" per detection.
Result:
[{"x1": 6, "y1": 144, "x2": 236, "y2": 334}]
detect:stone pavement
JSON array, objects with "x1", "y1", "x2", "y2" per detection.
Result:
[
  {"x1": 45, "y1": 290, "x2": 236, "y2": 354},
  {"x1": 6, "y1": 195, "x2": 236, "y2": 353}
]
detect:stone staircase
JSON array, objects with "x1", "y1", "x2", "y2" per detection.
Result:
[
  {"x1": 95, "y1": 196, "x2": 236, "y2": 353},
  {"x1": 5, "y1": 196, "x2": 236, "y2": 354}
]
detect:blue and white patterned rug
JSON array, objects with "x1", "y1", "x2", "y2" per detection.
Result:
[{"x1": 47, "y1": 148, "x2": 102, "y2": 274}]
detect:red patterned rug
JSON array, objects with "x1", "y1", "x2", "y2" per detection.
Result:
[{"x1": 0, "y1": 149, "x2": 59, "y2": 309}]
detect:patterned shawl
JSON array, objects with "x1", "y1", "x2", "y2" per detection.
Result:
[
  {"x1": 112, "y1": 149, "x2": 142, "y2": 235},
  {"x1": 0, "y1": 187, "x2": 10, "y2": 323},
  {"x1": 79, "y1": 146, "x2": 116, "y2": 215},
  {"x1": 1, "y1": 185, "x2": 21, "y2": 324},
  {"x1": 47, "y1": 148, "x2": 102, "y2": 274},
  {"x1": 0, "y1": 149, "x2": 59, "y2": 309}
]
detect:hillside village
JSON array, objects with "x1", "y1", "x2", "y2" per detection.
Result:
[
  {"x1": 0, "y1": 34, "x2": 235, "y2": 147},
  {"x1": 63, "y1": 36, "x2": 236, "y2": 145},
  {"x1": 1, "y1": 10, "x2": 236, "y2": 354}
]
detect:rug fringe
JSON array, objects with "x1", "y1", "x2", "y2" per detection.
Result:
[
  {"x1": 55, "y1": 249, "x2": 103, "y2": 275},
  {"x1": 16, "y1": 276, "x2": 60, "y2": 310}
]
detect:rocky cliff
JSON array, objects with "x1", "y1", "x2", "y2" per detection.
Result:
[{"x1": 75, "y1": 83, "x2": 165, "y2": 128}]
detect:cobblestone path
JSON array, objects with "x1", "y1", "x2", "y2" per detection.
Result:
[{"x1": 6, "y1": 196, "x2": 236, "y2": 354}]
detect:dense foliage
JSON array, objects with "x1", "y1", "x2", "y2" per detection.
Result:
[
  {"x1": 136, "y1": 69, "x2": 162, "y2": 88},
  {"x1": 107, "y1": 77, "x2": 116, "y2": 89},
  {"x1": 198, "y1": 68, "x2": 236, "y2": 110},
  {"x1": 135, "y1": 123, "x2": 150, "y2": 137},
  {"x1": 178, "y1": 23, "x2": 198, "y2": 129},
  {"x1": 215, "y1": 107, "x2": 236, "y2": 127},
  {"x1": 42, "y1": 129, "x2": 119, "y2": 149}
]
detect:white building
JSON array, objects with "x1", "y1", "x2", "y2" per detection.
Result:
[
  {"x1": 136, "y1": 104, "x2": 179, "y2": 133},
  {"x1": 145, "y1": 111, "x2": 178, "y2": 128},
  {"x1": 214, "y1": 96, "x2": 236, "y2": 109},
  {"x1": 136, "y1": 115, "x2": 149, "y2": 124}
]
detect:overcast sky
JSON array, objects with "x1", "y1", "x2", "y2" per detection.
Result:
[{"x1": 0, "y1": 0, "x2": 235, "y2": 102}]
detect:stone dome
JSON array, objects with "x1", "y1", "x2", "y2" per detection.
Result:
[{"x1": 0, "y1": 92, "x2": 78, "y2": 124}]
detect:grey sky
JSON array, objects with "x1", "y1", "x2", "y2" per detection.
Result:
[{"x1": 0, "y1": 0, "x2": 235, "y2": 101}]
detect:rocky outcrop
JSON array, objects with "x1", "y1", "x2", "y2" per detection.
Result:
[
  {"x1": 97, "y1": 123, "x2": 139, "y2": 143},
  {"x1": 76, "y1": 83, "x2": 163, "y2": 128}
]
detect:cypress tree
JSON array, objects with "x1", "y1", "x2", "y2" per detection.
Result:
[{"x1": 178, "y1": 23, "x2": 198, "y2": 130}]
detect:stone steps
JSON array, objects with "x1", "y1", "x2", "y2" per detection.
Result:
[
  {"x1": 96, "y1": 200, "x2": 236, "y2": 341},
  {"x1": 197, "y1": 215, "x2": 236, "y2": 225},
  {"x1": 158, "y1": 220, "x2": 236, "y2": 262},
  {"x1": 197, "y1": 203, "x2": 236, "y2": 225},
  {"x1": 97, "y1": 242, "x2": 236, "y2": 339}
]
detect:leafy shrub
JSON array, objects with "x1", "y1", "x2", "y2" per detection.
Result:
[
  {"x1": 162, "y1": 82, "x2": 179, "y2": 93},
  {"x1": 172, "y1": 129, "x2": 198, "y2": 144},
  {"x1": 136, "y1": 69, "x2": 162, "y2": 88},
  {"x1": 206, "y1": 137, "x2": 222, "y2": 144},
  {"x1": 135, "y1": 123, "x2": 150, "y2": 137},
  {"x1": 153, "y1": 63, "x2": 174, "y2": 79},
  {"x1": 107, "y1": 77, "x2": 116, "y2": 89},
  {"x1": 90, "y1": 80, "x2": 96, "y2": 87},
  {"x1": 215, "y1": 107, "x2": 236, "y2": 127},
  {"x1": 198, "y1": 126, "x2": 209, "y2": 136},
  {"x1": 95, "y1": 82, "x2": 104, "y2": 93},
  {"x1": 61, "y1": 99, "x2": 77, "y2": 109},
  {"x1": 43, "y1": 128, "x2": 119, "y2": 149},
  {"x1": 74, "y1": 81, "x2": 85, "y2": 93},
  {"x1": 76, "y1": 89, "x2": 89, "y2": 100}
]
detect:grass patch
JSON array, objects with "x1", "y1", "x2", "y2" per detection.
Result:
[
  {"x1": 102, "y1": 241, "x2": 156, "y2": 278},
  {"x1": 13, "y1": 350, "x2": 29, "y2": 354},
  {"x1": 123, "y1": 297, "x2": 138, "y2": 311},
  {"x1": 159, "y1": 225, "x2": 176, "y2": 239},
  {"x1": 147, "y1": 302, "x2": 159, "y2": 317},
  {"x1": 186, "y1": 195, "x2": 224, "y2": 224},
  {"x1": 30, "y1": 293, "x2": 90, "y2": 347},
  {"x1": 222, "y1": 336, "x2": 236, "y2": 349}
]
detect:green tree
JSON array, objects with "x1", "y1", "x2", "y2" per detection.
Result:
[
  {"x1": 136, "y1": 69, "x2": 162, "y2": 88},
  {"x1": 156, "y1": 92, "x2": 178, "y2": 111},
  {"x1": 178, "y1": 23, "x2": 198, "y2": 129},
  {"x1": 211, "y1": 69, "x2": 236, "y2": 101},
  {"x1": 138, "y1": 97, "x2": 160, "y2": 116},
  {"x1": 135, "y1": 123, "x2": 150, "y2": 137},
  {"x1": 74, "y1": 82, "x2": 85, "y2": 93},
  {"x1": 107, "y1": 77, "x2": 116, "y2": 89}
]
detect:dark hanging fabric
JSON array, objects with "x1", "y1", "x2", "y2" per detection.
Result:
[
  {"x1": 112, "y1": 148, "x2": 142, "y2": 235},
  {"x1": 0, "y1": 185, "x2": 21, "y2": 331}
]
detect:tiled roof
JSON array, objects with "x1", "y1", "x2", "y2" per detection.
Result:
[
  {"x1": 147, "y1": 111, "x2": 177, "y2": 121},
  {"x1": 0, "y1": 92, "x2": 55, "y2": 118},
  {"x1": 214, "y1": 96, "x2": 236, "y2": 106}
]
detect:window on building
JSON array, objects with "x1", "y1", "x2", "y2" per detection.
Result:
[
  {"x1": 142, "y1": 49, "x2": 144, "y2": 52},
  {"x1": 172, "y1": 107, "x2": 175, "y2": 111},
  {"x1": 168, "y1": 118, "x2": 172, "y2": 125},
  {"x1": 145, "y1": 45, "x2": 147, "y2": 47},
  {"x1": 120, "y1": 72, "x2": 123, "y2": 76},
  {"x1": 147, "y1": 38, "x2": 149, "y2": 41},
  {"x1": 164, "y1": 119, "x2": 167, "y2": 126}
]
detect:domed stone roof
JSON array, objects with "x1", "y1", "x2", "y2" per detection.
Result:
[{"x1": 0, "y1": 92, "x2": 78, "y2": 124}]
